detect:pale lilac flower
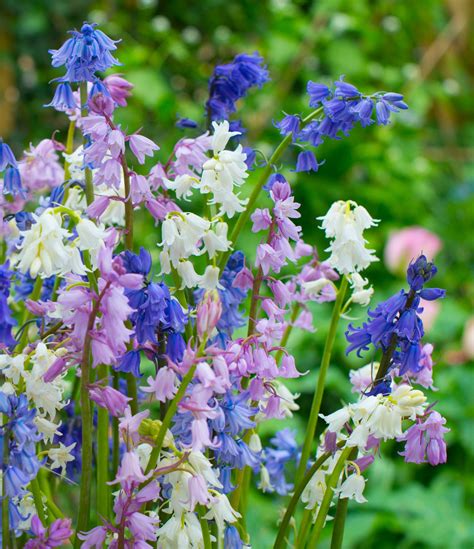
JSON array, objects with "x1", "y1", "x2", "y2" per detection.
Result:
[
  {"x1": 142, "y1": 367, "x2": 178, "y2": 403},
  {"x1": 89, "y1": 385, "x2": 131, "y2": 416},
  {"x1": 19, "y1": 139, "x2": 64, "y2": 191},
  {"x1": 129, "y1": 134, "x2": 159, "y2": 164},
  {"x1": 104, "y1": 74, "x2": 134, "y2": 107},
  {"x1": 251, "y1": 208, "x2": 272, "y2": 232}
]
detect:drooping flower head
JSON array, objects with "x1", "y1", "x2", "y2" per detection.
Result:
[
  {"x1": 206, "y1": 53, "x2": 269, "y2": 121},
  {"x1": 346, "y1": 254, "x2": 445, "y2": 387}
]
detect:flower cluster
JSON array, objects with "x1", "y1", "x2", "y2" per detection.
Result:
[
  {"x1": 0, "y1": 20, "x2": 448, "y2": 549},
  {"x1": 206, "y1": 52, "x2": 269, "y2": 122},
  {"x1": 47, "y1": 22, "x2": 119, "y2": 110},
  {"x1": 346, "y1": 255, "x2": 445, "y2": 385}
]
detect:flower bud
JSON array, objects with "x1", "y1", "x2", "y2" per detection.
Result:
[
  {"x1": 88, "y1": 92, "x2": 115, "y2": 116},
  {"x1": 196, "y1": 291, "x2": 222, "y2": 340}
]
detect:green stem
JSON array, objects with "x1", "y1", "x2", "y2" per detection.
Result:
[
  {"x1": 197, "y1": 505, "x2": 212, "y2": 549},
  {"x1": 294, "y1": 276, "x2": 348, "y2": 487},
  {"x1": 144, "y1": 364, "x2": 197, "y2": 475},
  {"x1": 112, "y1": 371, "x2": 120, "y2": 474},
  {"x1": 63, "y1": 120, "x2": 76, "y2": 182},
  {"x1": 296, "y1": 510, "x2": 312, "y2": 548},
  {"x1": 79, "y1": 82, "x2": 94, "y2": 206},
  {"x1": 30, "y1": 476, "x2": 46, "y2": 525},
  {"x1": 275, "y1": 303, "x2": 301, "y2": 364},
  {"x1": 121, "y1": 159, "x2": 134, "y2": 251},
  {"x1": 96, "y1": 364, "x2": 110, "y2": 520},
  {"x1": 306, "y1": 447, "x2": 352, "y2": 548},
  {"x1": 127, "y1": 373, "x2": 138, "y2": 415},
  {"x1": 74, "y1": 330, "x2": 95, "y2": 545},
  {"x1": 273, "y1": 449, "x2": 335, "y2": 549},
  {"x1": 2, "y1": 419, "x2": 9, "y2": 549},
  {"x1": 330, "y1": 495, "x2": 350, "y2": 549},
  {"x1": 218, "y1": 107, "x2": 323, "y2": 270}
]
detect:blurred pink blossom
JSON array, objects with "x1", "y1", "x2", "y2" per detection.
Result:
[
  {"x1": 385, "y1": 226, "x2": 442, "y2": 274},
  {"x1": 419, "y1": 299, "x2": 441, "y2": 331}
]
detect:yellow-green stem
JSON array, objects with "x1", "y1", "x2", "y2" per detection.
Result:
[
  {"x1": 306, "y1": 447, "x2": 352, "y2": 547},
  {"x1": 97, "y1": 364, "x2": 110, "y2": 520},
  {"x1": 198, "y1": 505, "x2": 212, "y2": 549},
  {"x1": 273, "y1": 449, "x2": 336, "y2": 549},
  {"x1": 294, "y1": 277, "x2": 348, "y2": 488},
  {"x1": 30, "y1": 476, "x2": 46, "y2": 524},
  {"x1": 2, "y1": 417, "x2": 9, "y2": 549},
  {"x1": 144, "y1": 364, "x2": 197, "y2": 475},
  {"x1": 79, "y1": 83, "x2": 94, "y2": 206}
]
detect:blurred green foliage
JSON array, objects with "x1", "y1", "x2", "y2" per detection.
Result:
[{"x1": 1, "y1": 0, "x2": 473, "y2": 546}]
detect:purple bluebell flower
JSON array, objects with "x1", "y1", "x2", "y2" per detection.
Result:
[{"x1": 398, "y1": 411, "x2": 449, "y2": 465}]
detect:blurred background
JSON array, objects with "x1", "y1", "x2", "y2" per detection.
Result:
[{"x1": 1, "y1": 0, "x2": 473, "y2": 546}]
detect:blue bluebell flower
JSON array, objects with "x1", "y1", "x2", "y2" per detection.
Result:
[
  {"x1": 218, "y1": 466, "x2": 235, "y2": 494},
  {"x1": 224, "y1": 525, "x2": 244, "y2": 549},
  {"x1": 264, "y1": 428, "x2": 301, "y2": 495},
  {"x1": 0, "y1": 263, "x2": 16, "y2": 347},
  {"x1": 49, "y1": 22, "x2": 119, "y2": 82},
  {"x1": 264, "y1": 173, "x2": 287, "y2": 192},
  {"x1": 3, "y1": 167, "x2": 24, "y2": 197},
  {"x1": 0, "y1": 392, "x2": 42, "y2": 529},
  {"x1": 218, "y1": 391, "x2": 257, "y2": 436},
  {"x1": 55, "y1": 401, "x2": 82, "y2": 479},
  {"x1": 294, "y1": 150, "x2": 322, "y2": 173},
  {"x1": 45, "y1": 82, "x2": 77, "y2": 111},
  {"x1": 275, "y1": 115, "x2": 301, "y2": 140},
  {"x1": 242, "y1": 146, "x2": 256, "y2": 170},
  {"x1": 176, "y1": 117, "x2": 198, "y2": 129},
  {"x1": 307, "y1": 81, "x2": 331, "y2": 106},
  {"x1": 115, "y1": 349, "x2": 141, "y2": 377},
  {"x1": 0, "y1": 141, "x2": 17, "y2": 171},
  {"x1": 206, "y1": 52, "x2": 269, "y2": 121},
  {"x1": 14, "y1": 212, "x2": 35, "y2": 231},
  {"x1": 0, "y1": 141, "x2": 23, "y2": 197},
  {"x1": 299, "y1": 76, "x2": 408, "y2": 155},
  {"x1": 15, "y1": 272, "x2": 55, "y2": 303},
  {"x1": 346, "y1": 255, "x2": 445, "y2": 383},
  {"x1": 166, "y1": 331, "x2": 186, "y2": 362}
]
